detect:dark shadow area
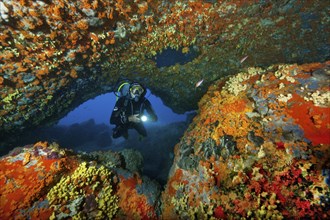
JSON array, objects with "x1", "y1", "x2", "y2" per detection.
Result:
[
  {"x1": 113, "y1": 121, "x2": 190, "y2": 185},
  {"x1": 0, "y1": 119, "x2": 113, "y2": 156},
  {"x1": 152, "y1": 46, "x2": 200, "y2": 68}
]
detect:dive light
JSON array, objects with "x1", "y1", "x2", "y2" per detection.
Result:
[{"x1": 140, "y1": 115, "x2": 148, "y2": 122}]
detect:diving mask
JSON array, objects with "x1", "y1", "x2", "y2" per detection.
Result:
[{"x1": 130, "y1": 84, "x2": 144, "y2": 101}]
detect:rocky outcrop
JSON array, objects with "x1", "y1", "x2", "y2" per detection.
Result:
[
  {"x1": 1, "y1": 0, "x2": 329, "y2": 136},
  {"x1": 0, "y1": 142, "x2": 161, "y2": 219},
  {"x1": 161, "y1": 61, "x2": 330, "y2": 219}
]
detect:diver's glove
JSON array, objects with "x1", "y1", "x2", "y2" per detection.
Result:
[{"x1": 128, "y1": 114, "x2": 141, "y2": 123}]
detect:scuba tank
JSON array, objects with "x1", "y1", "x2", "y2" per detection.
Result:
[{"x1": 114, "y1": 78, "x2": 132, "y2": 100}]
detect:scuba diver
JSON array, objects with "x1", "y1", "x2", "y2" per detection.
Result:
[{"x1": 110, "y1": 80, "x2": 158, "y2": 139}]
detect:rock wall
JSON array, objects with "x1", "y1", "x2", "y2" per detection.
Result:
[
  {"x1": 1, "y1": 0, "x2": 329, "y2": 136},
  {"x1": 161, "y1": 61, "x2": 330, "y2": 219}
]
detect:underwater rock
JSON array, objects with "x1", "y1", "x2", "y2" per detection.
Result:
[
  {"x1": 161, "y1": 61, "x2": 330, "y2": 219},
  {"x1": 178, "y1": 154, "x2": 200, "y2": 171},
  {"x1": 0, "y1": 141, "x2": 161, "y2": 219},
  {"x1": 0, "y1": 142, "x2": 77, "y2": 219},
  {"x1": 80, "y1": 150, "x2": 123, "y2": 169},
  {"x1": 118, "y1": 122, "x2": 188, "y2": 185},
  {"x1": 120, "y1": 148, "x2": 144, "y2": 173},
  {"x1": 219, "y1": 135, "x2": 238, "y2": 158},
  {"x1": 179, "y1": 141, "x2": 194, "y2": 158},
  {"x1": 247, "y1": 131, "x2": 264, "y2": 147},
  {"x1": 201, "y1": 138, "x2": 220, "y2": 159},
  {"x1": 176, "y1": 139, "x2": 198, "y2": 171}
]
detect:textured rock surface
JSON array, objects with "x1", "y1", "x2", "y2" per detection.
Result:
[
  {"x1": 0, "y1": 142, "x2": 76, "y2": 219},
  {"x1": 0, "y1": 0, "x2": 329, "y2": 136},
  {"x1": 0, "y1": 142, "x2": 161, "y2": 219},
  {"x1": 161, "y1": 61, "x2": 330, "y2": 219}
]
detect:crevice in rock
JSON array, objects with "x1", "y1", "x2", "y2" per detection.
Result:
[{"x1": 152, "y1": 46, "x2": 200, "y2": 68}]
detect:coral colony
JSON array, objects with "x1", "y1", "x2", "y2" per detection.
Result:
[{"x1": 0, "y1": 0, "x2": 329, "y2": 219}]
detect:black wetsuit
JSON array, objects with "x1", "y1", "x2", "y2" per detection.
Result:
[{"x1": 110, "y1": 96, "x2": 157, "y2": 138}]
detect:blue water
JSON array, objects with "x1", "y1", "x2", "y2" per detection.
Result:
[{"x1": 57, "y1": 91, "x2": 187, "y2": 126}]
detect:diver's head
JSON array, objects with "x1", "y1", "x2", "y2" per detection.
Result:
[{"x1": 130, "y1": 83, "x2": 144, "y2": 102}]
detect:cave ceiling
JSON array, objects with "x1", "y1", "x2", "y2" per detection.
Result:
[{"x1": 0, "y1": 0, "x2": 329, "y2": 136}]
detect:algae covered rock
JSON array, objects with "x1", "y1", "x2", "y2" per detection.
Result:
[
  {"x1": 161, "y1": 61, "x2": 330, "y2": 219},
  {"x1": 0, "y1": 141, "x2": 161, "y2": 219},
  {"x1": 46, "y1": 162, "x2": 118, "y2": 219},
  {"x1": 0, "y1": 142, "x2": 77, "y2": 219}
]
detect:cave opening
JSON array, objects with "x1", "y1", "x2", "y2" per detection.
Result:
[
  {"x1": 0, "y1": 47, "x2": 201, "y2": 185},
  {"x1": 0, "y1": 91, "x2": 191, "y2": 185},
  {"x1": 56, "y1": 91, "x2": 191, "y2": 185}
]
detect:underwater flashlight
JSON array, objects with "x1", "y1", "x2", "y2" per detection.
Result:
[{"x1": 140, "y1": 115, "x2": 147, "y2": 122}]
